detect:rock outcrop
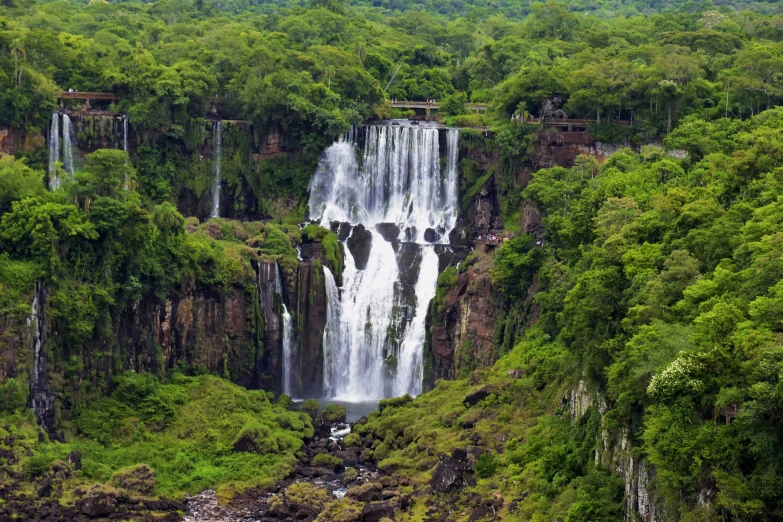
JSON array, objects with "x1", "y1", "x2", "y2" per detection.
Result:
[{"x1": 426, "y1": 258, "x2": 505, "y2": 384}]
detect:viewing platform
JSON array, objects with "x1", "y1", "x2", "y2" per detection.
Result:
[
  {"x1": 59, "y1": 92, "x2": 119, "y2": 109},
  {"x1": 390, "y1": 100, "x2": 488, "y2": 116}
]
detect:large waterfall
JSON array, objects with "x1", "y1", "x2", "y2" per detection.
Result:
[
  {"x1": 311, "y1": 124, "x2": 459, "y2": 400},
  {"x1": 48, "y1": 113, "x2": 60, "y2": 189},
  {"x1": 211, "y1": 121, "x2": 222, "y2": 219}
]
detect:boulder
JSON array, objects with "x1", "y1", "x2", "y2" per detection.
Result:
[
  {"x1": 110, "y1": 464, "x2": 157, "y2": 495},
  {"x1": 67, "y1": 450, "x2": 82, "y2": 471},
  {"x1": 430, "y1": 455, "x2": 468, "y2": 494},
  {"x1": 346, "y1": 482, "x2": 382, "y2": 502},
  {"x1": 81, "y1": 486, "x2": 117, "y2": 517},
  {"x1": 507, "y1": 369, "x2": 525, "y2": 379},
  {"x1": 451, "y1": 448, "x2": 468, "y2": 462},
  {"x1": 361, "y1": 501, "x2": 395, "y2": 522},
  {"x1": 464, "y1": 385, "x2": 498, "y2": 407},
  {"x1": 347, "y1": 224, "x2": 373, "y2": 270}
]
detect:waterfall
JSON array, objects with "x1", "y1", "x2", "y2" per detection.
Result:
[
  {"x1": 308, "y1": 125, "x2": 459, "y2": 243},
  {"x1": 48, "y1": 113, "x2": 60, "y2": 189},
  {"x1": 276, "y1": 264, "x2": 294, "y2": 396},
  {"x1": 322, "y1": 266, "x2": 341, "y2": 396},
  {"x1": 211, "y1": 121, "x2": 222, "y2": 219},
  {"x1": 122, "y1": 116, "x2": 129, "y2": 153},
  {"x1": 394, "y1": 246, "x2": 439, "y2": 397},
  {"x1": 312, "y1": 124, "x2": 459, "y2": 400},
  {"x1": 28, "y1": 282, "x2": 51, "y2": 432},
  {"x1": 62, "y1": 114, "x2": 76, "y2": 176}
]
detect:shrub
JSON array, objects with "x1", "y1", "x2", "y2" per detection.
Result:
[
  {"x1": 321, "y1": 404, "x2": 346, "y2": 424},
  {"x1": 475, "y1": 453, "x2": 498, "y2": 478},
  {"x1": 343, "y1": 467, "x2": 358, "y2": 483},
  {"x1": 311, "y1": 453, "x2": 343, "y2": 469},
  {"x1": 0, "y1": 378, "x2": 27, "y2": 413},
  {"x1": 343, "y1": 433, "x2": 361, "y2": 447},
  {"x1": 300, "y1": 399, "x2": 320, "y2": 420},
  {"x1": 233, "y1": 420, "x2": 278, "y2": 453},
  {"x1": 378, "y1": 394, "x2": 412, "y2": 413}
]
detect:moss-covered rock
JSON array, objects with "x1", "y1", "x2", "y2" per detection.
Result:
[
  {"x1": 321, "y1": 404, "x2": 347, "y2": 424},
  {"x1": 109, "y1": 464, "x2": 156, "y2": 495}
]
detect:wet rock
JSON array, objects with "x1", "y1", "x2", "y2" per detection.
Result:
[
  {"x1": 375, "y1": 223, "x2": 401, "y2": 243},
  {"x1": 347, "y1": 224, "x2": 373, "y2": 270},
  {"x1": 330, "y1": 221, "x2": 353, "y2": 241},
  {"x1": 424, "y1": 228, "x2": 440, "y2": 243},
  {"x1": 430, "y1": 455, "x2": 468, "y2": 494},
  {"x1": 361, "y1": 501, "x2": 395, "y2": 522}
]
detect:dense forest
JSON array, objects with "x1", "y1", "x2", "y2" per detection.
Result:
[{"x1": 2, "y1": 0, "x2": 783, "y2": 520}]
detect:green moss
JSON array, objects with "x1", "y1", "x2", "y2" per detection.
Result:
[
  {"x1": 343, "y1": 433, "x2": 361, "y2": 447},
  {"x1": 311, "y1": 453, "x2": 343, "y2": 469},
  {"x1": 321, "y1": 404, "x2": 347, "y2": 424}
]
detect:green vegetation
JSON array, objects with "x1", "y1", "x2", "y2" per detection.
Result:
[
  {"x1": 3, "y1": 373, "x2": 310, "y2": 499},
  {"x1": 363, "y1": 108, "x2": 783, "y2": 520},
  {"x1": 311, "y1": 453, "x2": 344, "y2": 469}
]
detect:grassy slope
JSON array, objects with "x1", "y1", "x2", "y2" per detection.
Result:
[{"x1": 3, "y1": 374, "x2": 312, "y2": 504}]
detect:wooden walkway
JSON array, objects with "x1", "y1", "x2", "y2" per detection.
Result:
[{"x1": 390, "y1": 100, "x2": 488, "y2": 115}]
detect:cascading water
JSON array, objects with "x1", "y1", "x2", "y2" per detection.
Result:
[
  {"x1": 211, "y1": 121, "x2": 222, "y2": 219},
  {"x1": 122, "y1": 116, "x2": 129, "y2": 153},
  {"x1": 312, "y1": 124, "x2": 459, "y2": 400},
  {"x1": 394, "y1": 246, "x2": 439, "y2": 397},
  {"x1": 309, "y1": 126, "x2": 459, "y2": 242},
  {"x1": 48, "y1": 112, "x2": 60, "y2": 189},
  {"x1": 28, "y1": 282, "x2": 52, "y2": 432},
  {"x1": 62, "y1": 114, "x2": 76, "y2": 176},
  {"x1": 276, "y1": 264, "x2": 294, "y2": 397}
]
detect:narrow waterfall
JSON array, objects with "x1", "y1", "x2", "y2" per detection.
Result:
[
  {"x1": 311, "y1": 124, "x2": 460, "y2": 400},
  {"x1": 276, "y1": 264, "x2": 294, "y2": 396},
  {"x1": 210, "y1": 121, "x2": 222, "y2": 219},
  {"x1": 28, "y1": 282, "x2": 51, "y2": 432},
  {"x1": 62, "y1": 114, "x2": 76, "y2": 176},
  {"x1": 48, "y1": 113, "x2": 60, "y2": 189},
  {"x1": 322, "y1": 266, "x2": 341, "y2": 396},
  {"x1": 122, "y1": 116, "x2": 129, "y2": 153}
]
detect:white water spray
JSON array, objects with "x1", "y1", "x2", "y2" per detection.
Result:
[
  {"x1": 276, "y1": 264, "x2": 294, "y2": 396},
  {"x1": 62, "y1": 114, "x2": 76, "y2": 176},
  {"x1": 48, "y1": 113, "x2": 60, "y2": 189},
  {"x1": 211, "y1": 121, "x2": 222, "y2": 218},
  {"x1": 394, "y1": 247, "x2": 439, "y2": 397},
  {"x1": 309, "y1": 126, "x2": 459, "y2": 242},
  {"x1": 122, "y1": 116, "x2": 129, "y2": 153}
]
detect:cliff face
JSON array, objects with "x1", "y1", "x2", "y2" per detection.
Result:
[
  {"x1": 428, "y1": 258, "x2": 505, "y2": 382},
  {"x1": 0, "y1": 254, "x2": 330, "y2": 433}
]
